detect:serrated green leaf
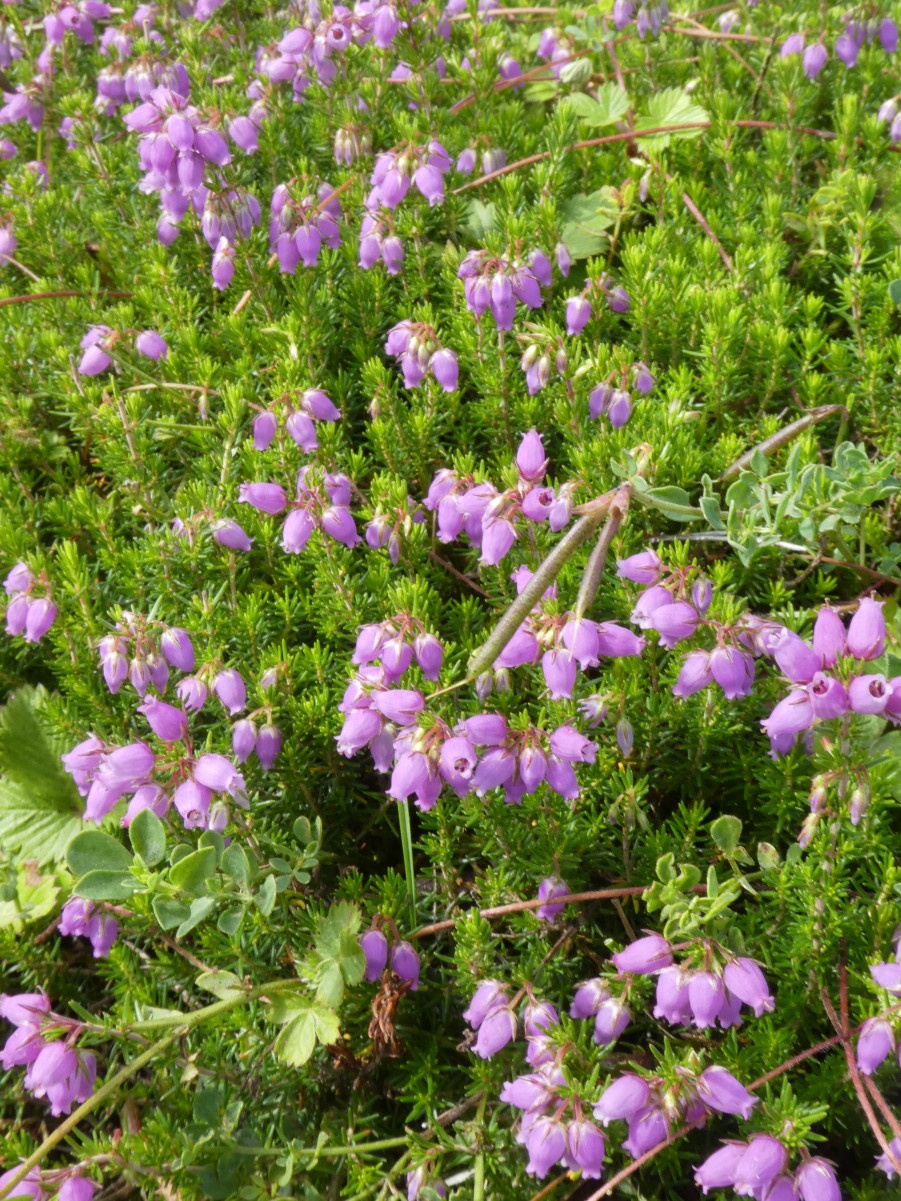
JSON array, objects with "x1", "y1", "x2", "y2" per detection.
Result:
[
  {"x1": 636, "y1": 88, "x2": 709, "y2": 151},
  {"x1": 559, "y1": 187, "x2": 618, "y2": 260},
  {"x1": 565, "y1": 83, "x2": 629, "y2": 127},
  {"x1": 275, "y1": 1012, "x2": 317, "y2": 1066},
  {"x1": 0, "y1": 689, "x2": 85, "y2": 864},
  {"x1": 316, "y1": 962, "x2": 344, "y2": 1008},
  {"x1": 129, "y1": 808, "x2": 166, "y2": 867},
  {"x1": 465, "y1": 200, "x2": 498, "y2": 239}
]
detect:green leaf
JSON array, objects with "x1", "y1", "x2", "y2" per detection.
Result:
[
  {"x1": 465, "y1": 200, "x2": 498, "y2": 239},
  {"x1": 635, "y1": 88, "x2": 709, "y2": 151},
  {"x1": 196, "y1": 969, "x2": 245, "y2": 999},
  {"x1": 316, "y1": 962, "x2": 345, "y2": 1009},
  {"x1": 176, "y1": 896, "x2": 217, "y2": 938},
  {"x1": 889, "y1": 279, "x2": 901, "y2": 306},
  {"x1": 0, "y1": 688, "x2": 86, "y2": 864},
  {"x1": 221, "y1": 842, "x2": 251, "y2": 885},
  {"x1": 275, "y1": 1013, "x2": 317, "y2": 1067},
  {"x1": 67, "y1": 829, "x2": 134, "y2": 875},
  {"x1": 217, "y1": 905, "x2": 244, "y2": 936},
  {"x1": 74, "y1": 869, "x2": 140, "y2": 901},
  {"x1": 129, "y1": 809, "x2": 166, "y2": 867},
  {"x1": 710, "y1": 815, "x2": 743, "y2": 856},
  {"x1": 560, "y1": 187, "x2": 619, "y2": 260},
  {"x1": 315, "y1": 900, "x2": 362, "y2": 959},
  {"x1": 153, "y1": 896, "x2": 192, "y2": 930},
  {"x1": 273, "y1": 999, "x2": 341, "y2": 1067},
  {"x1": 565, "y1": 83, "x2": 629, "y2": 127},
  {"x1": 0, "y1": 862, "x2": 63, "y2": 931},
  {"x1": 198, "y1": 830, "x2": 225, "y2": 863},
  {"x1": 254, "y1": 874, "x2": 277, "y2": 916},
  {"x1": 168, "y1": 847, "x2": 217, "y2": 896}
]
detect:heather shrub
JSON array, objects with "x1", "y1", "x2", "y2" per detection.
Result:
[{"x1": 1, "y1": 0, "x2": 901, "y2": 1198}]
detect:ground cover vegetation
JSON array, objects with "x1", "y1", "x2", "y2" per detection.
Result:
[{"x1": 1, "y1": 0, "x2": 901, "y2": 1197}]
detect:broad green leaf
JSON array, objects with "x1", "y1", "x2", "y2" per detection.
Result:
[
  {"x1": 168, "y1": 846, "x2": 217, "y2": 896},
  {"x1": 560, "y1": 187, "x2": 618, "y2": 260},
  {"x1": 636, "y1": 88, "x2": 709, "y2": 151},
  {"x1": 0, "y1": 688, "x2": 85, "y2": 864},
  {"x1": 888, "y1": 279, "x2": 901, "y2": 305},
  {"x1": 221, "y1": 842, "x2": 251, "y2": 885},
  {"x1": 218, "y1": 906, "x2": 244, "y2": 936},
  {"x1": 153, "y1": 896, "x2": 192, "y2": 930},
  {"x1": 565, "y1": 83, "x2": 629, "y2": 127},
  {"x1": 67, "y1": 829, "x2": 134, "y2": 875},
  {"x1": 254, "y1": 873, "x2": 277, "y2": 916},
  {"x1": 465, "y1": 200, "x2": 498, "y2": 239},
  {"x1": 198, "y1": 830, "x2": 225, "y2": 863},
  {"x1": 275, "y1": 1012, "x2": 317, "y2": 1066},
  {"x1": 129, "y1": 809, "x2": 166, "y2": 867},
  {"x1": 711, "y1": 815, "x2": 743, "y2": 856},
  {"x1": 316, "y1": 962, "x2": 345, "y2": 1009},
  {"x1": 176, "y1": 896, "x2": 217, "y2": 938},
  {"x1": 196, "y1": 969, "x2": 245, "y2": 999},
  {"x1": 75, "y1": 869, "x2": 140, "y2": 901}
]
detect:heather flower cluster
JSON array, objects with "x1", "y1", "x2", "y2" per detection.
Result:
[
  {"x1": 612, "y1": 934, "x2": 776, "y2": 1029},
  {"x1": 457, "y1": 248, "x2": 554, "y2": 330},
  {"x1": 251, "y1": 388, "x2": 341, "y2": 453},
  {"x1": 0, "y1": 994, "x2": 96, "y2": 1118},
  {"x1": 695, "y1": 1138, "x2": 840, "y2": 1201},
  {"x1": 3, "y1": 561, "x2": 56, "y2": 644},
  {"x1": 58, "y1": 898, "x2": 118, "y2": 958},
  {"x1": 77, "y1": 323, "x2": 168, "y2": 375},
  {"x1": 780, "y1": 15, "x2": 897, "y2": 74},
  {"x1": 385, "y1": 320, "x2": 458, "y2": 392},
  {"x1": 270, "y1": 181, "x2": 341, "y2": 272},
  {"x1": 359, "y1": 925, "x2": 420, "y2": 990}
]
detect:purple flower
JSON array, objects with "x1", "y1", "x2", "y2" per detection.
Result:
[
  {"x1": 567, "y1": 1117, "x2": 605, "y2": 1179},
  {"x1": 849, "y1": 674, "x2": 892, "y2": 715},
  {"x1": 239, "y1": 482, "x2": 287, "y2": 515},
  {"x1": 722, "y1": 958, "x2": 775, "y2": 1017},
  {"x1": 135, "y1": 330, "x2": 168, "y2": 360},
  {"x1": 173, "y1": 779, "x2": 212, "y2": 829},
  {"x1": 523, "y1": 1115, "x2": 567, "y2": 1178},
  {"x1": 26, "y1": 1043, "x2": 96, "y2": 1116},
  {"x1": 781, "y1": 32, "x2": 805, "y2": 57},
  {"x1": 0, "y1": 1167, "x2": 45, "y2": 1201},
  {"x1": 359, "y1": 929, "x2": 388, "y2": 981},
  {"x1": 688, "y1": 970, "x2": 725, "y2": 1027},
  {"x1": 856, "y1": 1017, "x2": 894, "y2": 1074},
  {"x1": 570, "y1": 979, "x2": 609, "y2": 1020},
  {"x1": 430, "y1": 348, "x2": 458, "y2": 392},
  {"x1": 654, "y1": 966, "x2": 692, "y2": 1024},
  {"x1": 617, "y1": 550, "x2": 662, "y2": 585},
  {"x1": 803, "y1": 43, "x2": 828, "y2": 77},
  {"x1": 593, "y1": 1074, "x2": 649, "y2": 1126},
  {"x1": 709, "y1": 646, "x2": 755, "y2": 699},
  {"x1": 694, "y1": 1143, "x2": 746, "y2": 1193},
  {"x1": 253, "y1": 411, "x2": 278, "y2": 450},
  {"x1": 761, "y1": 690, "x2": 814, "y2": 756},
  {"x1": 771, "y1": 629, "x2": 820, "y2": 684},
  {"x1": 137, "y1": 697, "x2": 189, "y2": 743},
  {"x1": 160, "y1": 627, "x2": 194, "y2": 671},
  {"x1": 516, "y1": 430, "x2": 548, "y2": 482},
  {"x1": 612, "y1": 934, "x2": 672, "y2": 976},
  {"x1": 835, "y1": 32, "x2": 859, "y2": 68},
  {"x1": 255, "y1": 724, "x2": 281, "y2": 771},
  {"x1": 807, "y1": 672, "x2": 849, "y2": 720},
  {"x1": 622, "y1": 1104, "x2": 669, "y2": 1158},
  {"x1": 474, "y1": 1005, "x2": 517, "y2": 1058},
  {"x1": 733, "y1": 1136, "x2": 788, "y2": 1195},
  {"x1": 593, "y1": 998, "x2": 630, "y2": 1044},
  {"x1": 213, "y1": 519, "x2": 253, "y2": 552},
  {"x1": 795, "y1": 1158, "x2": 840, "y2": 1201},
  {"x1": 536, "y1": 876, "x2": 569, "y2": 921},
  {"x1": 390, "y1": 941, "x2": 420, "y2": 990},
  {"x1": 876, "y1": 1137, "x2": 901, "y2": 1179},
  {"x1": 463, "y1": 980, "x2": 508, "y2": 1028},
  {"x1": 673, "y1": 650, "x2": 713, "y2": 698},
  {"x1": 697, "y1": 1066, "x2": 757, "y2": 1119},
  {"x1": 23, "y1": 598, "x2": 57, "y2": 643},
  {"x1": 649, "y1": 601, "x2": 699, "y2": 648},
  {"x1": 566, "y1": 295, "x2": 591, "y2": 335},
  {"x1": 231, "y1": 719, "x2": 257, "y2": 763},
  {"x1": 879, "y1": 18, "x2": 899, "y2": 54},
  {"x1": 194, "y1": 753, "x2": 246, "y2": 802},
  {"x1": 213, "y1": 669, "x2": 246, "y2": 714}
]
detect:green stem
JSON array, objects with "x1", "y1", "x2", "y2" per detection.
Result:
[
  {"x1": 473, "y1": 1091, "x2": 488, "y2": 1201},
  {"x1": 0, "y1": 978, "x2": 305, "y2": 1199},
  {"x1": 232, "y1": 1136, "x2": 411, "y2": 1158},
  {"x1": 467, "y1": 494, "x2": 614, "y2": 679},
  {"x1": 398, "y1": 799, "x2": 417, "y2": 929}
]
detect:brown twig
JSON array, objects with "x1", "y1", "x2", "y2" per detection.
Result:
[
  {"x1": 412, "y1": 886, "x2": 650, "y2": 938},
  {"x1": 681, "y1": 192, "x2": 732, "y2": 270},
  {"x1": 0, "y1": 289, "x2": 132, "y2": 308},
  {"x1": 427, "y1": 550, "x2": 490, "y2": 597}
]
